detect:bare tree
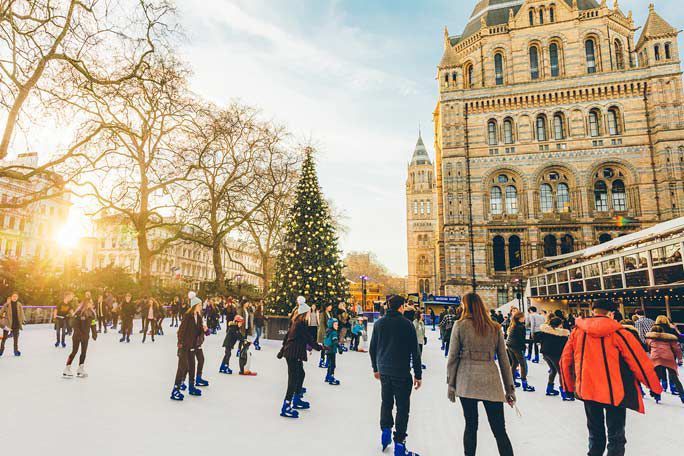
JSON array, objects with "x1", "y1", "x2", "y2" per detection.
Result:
[
  {"x1": 74, "y1": 56, "x2": 193, "y2": 294},
  {"x1": 0, "y1": 0, "x2": 174, "y2": 210},
  {"x1": 178, "y1": 102, "x2": 292, "y2": 293},
  {"x1": 226, "y1": 149, "x2": 300, "y2": 291}
]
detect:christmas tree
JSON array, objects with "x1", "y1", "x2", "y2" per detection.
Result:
[{"x1": 266, "y1": 148, "x2": 349, "y2": 316}]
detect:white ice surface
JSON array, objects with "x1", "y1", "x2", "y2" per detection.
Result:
[{"x1": 2, "y1": 322, "x2": 683, "y2": 455}]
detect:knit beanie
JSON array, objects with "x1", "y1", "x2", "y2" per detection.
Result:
[{"x1": 296, "y1": 296, "x2": 311, "y2": 315}]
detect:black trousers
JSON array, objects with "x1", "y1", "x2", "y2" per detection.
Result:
[
  {"x1": 111, "y1": 312, "x2": 119, "y2": 329},
  {"x1": 655, "y1": 365, "x2": 683, "y2": 394},
  {"x1": 174, "y1": 347, "x2": 196, "y2": 387},
  {"x1": 327, "y1": 351, "x2": 337, "y2": 378},
  {"x1": 380, "y1": 375, "x2": 412, "y2": 443},
  {"x1": 97, "y1": 316, "x2": 107, "y2": 333},
  {"x1": 142, "y1": 319, "x2": 156, "y2": 342},
  {"x1": 67, "y1": 334, "x2": 89, "y2": 366},
  {"x1": 195, "y1": 348, "x2": 205, "y2": 378},
  {"x1": 527, "y1": 333, "x2": 540, "y2": 358},
  {"x1": 1, "y1": 329, "x2": 19, "y2": 353},
  {"x1": 508, "y1": 348, "x2": 528, "y2": 381},
  {"x1": 459, "y1": 398, "x2": 513, "y2": 456},
  {"x1": 444, "y1": 330, "x2": 452, "y2": 355},
  {"x1": 285, "y1": 358, "x2": 305, "y2": 401},
  {"x1": 55, "y1": 318, "x2": 68, "y2": 344},
  {"x1": 543, "y1": 354, "x2": 561, "y2": 384},
  {"x1": 222, "y1": 346, "x2": 232, "y2": 367},
  {"x1": 584, "y1": 402, "x2": 627, "y2": 456},
  {"x1": 121, "y1": 318, "x2": 133, "y2": 339}
]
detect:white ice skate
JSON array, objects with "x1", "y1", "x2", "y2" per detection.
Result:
[
  {"x1": 76, "y1": 364, "x2": 88, "y2": 378},
  {"x1": 62, "y1": 365, "x2": 74, "y2": 379}
]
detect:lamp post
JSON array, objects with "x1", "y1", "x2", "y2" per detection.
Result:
[
  {"x1": 235, "y1": 274, "x2": 244, "y2": 300},
  {"x1": 360, "y1": 275, "x2": 369, "y2": 311},
  {"x1": 514, "y1": 278, "x2": 524, "y2": 314}
]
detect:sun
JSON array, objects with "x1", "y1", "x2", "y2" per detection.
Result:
[{"x1": 55, "y1": 207, "x2": 88, "y2": 250}]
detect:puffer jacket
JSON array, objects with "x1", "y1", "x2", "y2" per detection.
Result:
[
  {"x1": 646, "y1": 331, "x2": 683, "y2": 371},
  {"x1": 506, "y1": 324, "x2": 526, "y2": 353},
  {"x1": 560, "y1": 316, "x2": 662, "y2": 413},
  {"x1": 539, "y1": 324, "x2": 569, "y2": 358}
]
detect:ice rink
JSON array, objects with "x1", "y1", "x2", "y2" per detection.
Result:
[{"x1": 2, "y1": 322, "x2": 683, "y2": 455}]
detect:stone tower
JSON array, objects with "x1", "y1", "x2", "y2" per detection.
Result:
[{"x1": 406, "y1": 132, "x2": 438, "y2": 295}]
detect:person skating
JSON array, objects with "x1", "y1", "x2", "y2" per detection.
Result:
[
  {"x1": 317, "y1": 303, "x2": 333, "y2": 368},
  {"x1": 142, "y1": 297, "x2": 161, "y2": 343},
  {"x1": 560, "y1": 299, "x2": 662, "y2": 456},
  {"x1": 413, "y1": 312, "x2": 427, "y2": 370},
  {"x1": 633, "y1": 309, "x2": 655, "y2": 345},
  {"x1": 0, "y1": 292, "x2": 24, "y2": 356},
  {"x1": 324, "y1": 318, "x2": 343, "y2": 385},
  {"x1": 351, "y1": 317, "x2": 364, "y2": 351},
  {"x1": 439, "y1": 307, "x2": 457, "y2": 357},
  {"x1": 220, "y1": 315, "x2": 246, "y2": 374},
  {"x1": 446, "y1": 293, "x2": 515, "y2": 456},
  {"x1": 239, "y1": 340, "x2": 257, "y2": 376},
  {"x1": 62, "y1": 296, "x2": 98, "y2": 379},
  {"x1": 429, "y1": 308, "x2": 436, "y2": 332},
  {"x1": 369, "y1": 295, "x2": 422, "y2": 456},
  {"x1": 539, "y1": 317, "x2": 570, "y2": 399},
  {"x1": 171, "y1": 293, "x2": 207, "y2": 401},
  {"x1": 253, "y1": 302, "x2": 265, "y2": 350},
  {"x1": 277, "y1": 296, "x2": 322, "y2": 418},
  {"x1": 119, "y1": 293, "x2": 135, "y2": 343},
  {"x1": 54, "y1": 292, "x2": 74, "y2": 348},
  {"x1": 170, "y1": 296, "x2": 181, "y2": 327},
  {"x1": 525, "y1": 306, "x2": 545, "y2": 363},
  {"x1": 645, "y1": 326, "x2": 683, "y2": 403},
  {"x1": 506, "y1": 311, "x2": 535, "y2": 392}
]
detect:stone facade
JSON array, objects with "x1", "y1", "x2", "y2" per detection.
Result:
[
  {"x1": 431, "y1": 1, "x2": 684, "y2": 305},
  {"x1": 406, "y1": 134, "x2": 438, "y2": 295}
]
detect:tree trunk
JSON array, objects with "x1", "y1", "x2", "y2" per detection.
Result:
[
  {"x1": 261, "y1": 254, "x2": 271, "y2": 291},
  {"x1": 213, "y1": 243, "x2": 226, "y2": 294},
  {"x1": 138, "y1": 231, "x2": 152, "y2": 295}
]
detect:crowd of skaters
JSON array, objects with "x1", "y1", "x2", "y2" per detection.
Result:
[{"x1": 2, "y1": 288, "x2": 684, "y2": 456}]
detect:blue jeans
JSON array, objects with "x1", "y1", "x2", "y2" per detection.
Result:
[
  {"x1": 584, "y1": 402, "x2": 626, "y2": 456},
  {"x1": 255, "y1": 326, "x2": 263, "y2": 344}
]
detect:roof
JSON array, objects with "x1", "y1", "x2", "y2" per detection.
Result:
[
  {"x1": 410, "y1": 133, "x2": 432, "y2": 166},
  {"x1": 636, "y1": 4, "x2": 679, "y2": 49},
  {"x1": 457, "y1": 0, "x2": 600, "y2": 43},
  {"x1": 532, "y1": 216, "x2": 684, "y2": 271},
  {"x1": 439, "y1": 27, "x2": 460, "y2": 68}
]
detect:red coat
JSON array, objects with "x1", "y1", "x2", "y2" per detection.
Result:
[
  {"x1": 646, "y1": 332, "x2": 683, "y2": 371},
  {"x1": 560, "y1": 316, "x2": 662, "y2": 413}
]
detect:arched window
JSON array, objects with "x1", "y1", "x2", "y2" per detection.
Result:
[
  {"x1": 426, "y1": 200, "x2": 432, "y2": 214},
  {"x1": 509, "y1": 235, "x2": 522, "y2": 269},
  {"x1": 557, "y1": 183, "x2": 570, "y2": 212},
  {"x1": 506, "y1": 185, "x2": 518, "y2": 214},
  {"x1": 549, "y1": 42, "x2": 560, "y2": 77},
  {"x1": 585, "y1": 38, "x2": 597, "y2": 73},
  {"x1": 607, "y1": 108, "x2": 620, "y2": 135},
  {"x1": 560, "y1": 234, "x2": 574, "y2": 254},
  {"x1": 553, "y1": 112, "x2": 566, "y2": 140},
  {"x1": 536, "y1": 115, "x2": 547, "y2": 141},
  {"x1": 493, "y1": 236, "x2": 506, "y2": 271},
  {"x1": 529, "y1": 9, "x2": 535, "y2": 26},
  {"x1": 599, "y1": 233, "x2": 612, "y2": 244},
  {"x1": 589, "y1": 109, "x2": 601, "y2": 137},
  {"x1": 490, "y1": 186, "x2": 503, "y2": 215},
  {"x1": 413, "y1": 201, "x2": 418, "y2": 214},
  {"x1": 594, "y1": 180, "x2": 608, "y2": 212},
  {"x1": 465, "y1": 63, "x2": 474, "y2": 88},
  {"x1": 655, "y1": 44, "x2": 661, "y2": 61},
  {"x1": 529, "y1": 46, "x2": 540, "y2": 80},
  {"x1": 452, "y1": 71, "x2": 457, "y2": 83},
  {"x1": 540, "y1": 184, "x2": 554, "y2": 213},
  {"x1": 539, "y1": 8, "x2": 544, "y2": 25},
  {"x1": 488, "y1": 120, "x2": 498, "y2": 145},
  {"x1": 494, "y1": 53, "x2": 504, "y2": 86},
  {"x1": 444, "y1": 73, "x2": 450, "y2": 84},
  {"x1": 543, "y1": 234, "x2": 558, "y2": 257},
  {"x1": 665, "y1": 43, "x2": 672, "y2": 60},
  {"x1": 612, "y1": 179, "x2": 627, "y2": 211},
  {"x1": 503, "y1": 118, "x2": 514, "y2": 144},
  {"x1": 420, "y1": 200, "x2": 425, "y2": 214},
  {"x1": 614, "y1": 39, "x2": 624, "y2": 70}
]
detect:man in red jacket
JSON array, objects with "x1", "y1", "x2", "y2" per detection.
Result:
[{"x1": 560, "y1": 299, "x2": 662, "y2": 456}]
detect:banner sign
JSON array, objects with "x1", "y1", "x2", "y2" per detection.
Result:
[{"x1": 431, "y1": 296, "x2": 461, "y2": 305}]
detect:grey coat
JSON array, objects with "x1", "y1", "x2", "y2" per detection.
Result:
[{"x1": 446, "y1": 319, "x2": 515, "y2": 403}]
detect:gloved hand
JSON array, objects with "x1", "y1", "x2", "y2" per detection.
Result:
[
  {"x1": 506, "y1": 393, "x2": 516, "y2": 406},
  {"x1": 448, "y1": 386, "x2": 456, "y2": 403}
]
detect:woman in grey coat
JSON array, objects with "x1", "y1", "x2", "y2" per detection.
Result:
[{"x1": 446, "y1": 293, "x2": 515, "y2": 456}]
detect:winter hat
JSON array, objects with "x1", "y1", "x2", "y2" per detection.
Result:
[
  {"x1": 296, "y1": 296, "x2": 311, "y2": 316},
  {"x1": 188, "y1": 291, "x2": 196, "y2": 300},
  {"x1": 327, "y1": 318, "x2": 339, "y2": 329},
  {"x1": 234, "y1": 315, "x2": 245, "y2": 324}
]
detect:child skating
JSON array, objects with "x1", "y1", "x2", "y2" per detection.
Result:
[
  {"x1": 239, "y1": 340, "x2": 257, "y2": 376},
  {"x1": 220, "y1": 315, "x2": 245, "y2": 374},
  {"x1": 324, "y1": 318, "x2": 342, "y2": 385}
]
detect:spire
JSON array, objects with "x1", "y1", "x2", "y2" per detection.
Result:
[
  {"x1": 438, "y1": 29, "x2": 460, "y2": 68},
  {"x1": 409, "y1": 131, "x2": 432, "y2": 167},
  {"x1": 637, "y1": 4, "x2": 679, "y2": 49}
]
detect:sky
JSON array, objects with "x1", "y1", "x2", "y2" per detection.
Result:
[{"x1": 175, "y1": 0, "x2": 683, "y2": 276}]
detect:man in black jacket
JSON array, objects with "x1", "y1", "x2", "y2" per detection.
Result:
[{"x1": 370, "y1": 295, "x2": 422, "y2": 456}]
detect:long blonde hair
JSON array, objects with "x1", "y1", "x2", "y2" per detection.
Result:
[
  {"x1": 508, "y1": 311, "x2": 525, "y2": 336},
  {"x1": 460, "y1": 293, "x2": 499, "y2": 336}
]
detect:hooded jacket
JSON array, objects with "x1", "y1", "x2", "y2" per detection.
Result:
[
  {"x1": 560, "y1": 316, "x2": 662, "y2": 413},
  {"x1": 539, "y1": 324, "x2": 569, "y2": 358},
  {"x1": 646, "y1": 331, "x2": 683, "y2": 371}
]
